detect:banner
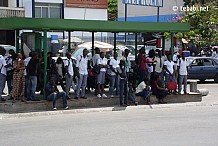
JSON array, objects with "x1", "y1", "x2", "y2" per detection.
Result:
[
  {"x1": 66, "y1": 0, "x2": 108, "y2": 9},
  {"x1": 122, "y1": 0, "x2": 163, "y2": 7}
]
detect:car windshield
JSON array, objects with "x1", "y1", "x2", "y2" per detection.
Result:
[{"x1": 186, "y1": 58, "x2": 194, "y2": 65}]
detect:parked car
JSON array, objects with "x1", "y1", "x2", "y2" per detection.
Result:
[
  {"x1": 0, "y1": 44, "x2": 16, "y2": 57},
  {"x1": 186, "y1": 57, "x2": 218, "y2": 82}
]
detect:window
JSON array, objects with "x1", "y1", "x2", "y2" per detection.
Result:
[
  {"x1": 192, "y1": 59, "x2": 203, "y2": 66},
  {"x1": 35, "y1": 3, "x2": 62, "y2": 18},
  {"x1": 204, "y1": 59, "x2": 213, "y2": 66},
  {"x1": 0, "y1": 0, "x2": 8, "y2": 7}
]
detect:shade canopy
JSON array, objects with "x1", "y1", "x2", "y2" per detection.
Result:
[
  {"x1": 78, "y1": 41, "x2": 114, "y2": 52},
  {"x1": 0, "y1": 17, "x2": 190, "y2": 33}
]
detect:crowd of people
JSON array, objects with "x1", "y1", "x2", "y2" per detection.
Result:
[{"x1": 0, "y1": 46, "x2": 189, "y2": 109}]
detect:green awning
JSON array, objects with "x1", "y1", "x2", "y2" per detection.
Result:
[{"x1": 0, "y1": 17, "x2": 190, "y2": 33}]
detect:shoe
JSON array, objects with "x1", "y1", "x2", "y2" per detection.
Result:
[
  {"x1": 0, "y1": 98, "x2": 6, "y2": 102},
  {"x1": 67, "y1": 97, "x2": 71, "y2": 100},
  {"x1": 184, "y1": 92, "x2": 189, "y2": 95},
  {"x1": 97, "y1": 94, "x2": 101, "y2": 98},
  {"x1": 102, "y1": 94, "x2": 107, "y2": 98},
  {"x1": 74, "y1": 97, "x2": 79, "y2": 99},
  {"x1": 53, "y1": 107, "x2": 57, "y2": 110},
  {"x1": 31, "y1": 99, "x2": 40, "y2": 101},
  {"x1": 110, "y1": 95, "x2": 114, "y2": 98},
  {"x1": 64, "y1": 106, "x2": 69, "y2": 110},
  {"x1": 81, "y1": 96, "x2": 87, "y2": 99},
  {"x1": 134, "y1": 102, "x2": 138, "y2": 106},
  {"x1": 27, "y1": 98, "x2": 31, "y2": 101}
]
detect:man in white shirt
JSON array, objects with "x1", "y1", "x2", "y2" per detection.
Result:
[
  {"x1": 75, "y1": 49, "x2": 89, "y2": 99},
  {"x1": 96, "y1": 52, "x2": 108, "y2": 98},
  {"x1": 177, "y1": 52, "x2": 188, "y2": 95},
  {"x1": 164, "y1": 55, "x2": 175, "y2": 85},
  {"x1": 109, "y1": 52, "x2": 120, "y2": 97},
  {"x1": 92, "y1": 47, "x2": 100, "y2": 67},
  {"x1": 0, "y1": 47, "x2": 9, "y2": 101},
  {"x1": 64, "y1": 52, "x2": 74, "y2": 99}
]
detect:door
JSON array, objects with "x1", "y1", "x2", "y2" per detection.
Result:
[{"x1": 188, "y1": 58, "x2": 204, "y2": 79}]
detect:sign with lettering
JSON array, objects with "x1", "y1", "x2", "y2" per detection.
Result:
[
  {"x1": 66, "y1": 0, "x2": 108, "y2": 9},
  {"x1": 122, "y1": 0, "x2": 163, "y2": 7}
]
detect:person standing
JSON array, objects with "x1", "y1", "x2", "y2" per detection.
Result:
[
  {"x1": 92, "y1": 47, "x2": 100, "y2": 95},
  {"x1": 117, "y1": 60, "x2": 128, "y2": 106},
  {"x1": 75, "y1": 49, "x2": 89, "y2": 99},
  {"x1": 0, "y1": 47, "x2": 9, "y2": 102},
  {"x1": 56, "y1": 57, "x2": 65, "y2": 91},
  {"x1": 164, "y1": 55, "x2": 175, "y2": 86},
  {"x1": 10, "y1": 53, "x2": 25, "y2": 102},
  {"x1": 96, "y1": 52, "x2": 108, "y2": 98},
  {"x1": 177, "y1": 52, "x2": 188, "y2": 95},
  {"x1": 64, "y1": 52, "x2": 74, "y2": 99},
  {"x1": 109, "y1": 52, "x2": 120, "y2": 97},
  {"x1": 138, "y1": 47, "x2": 148, "y2": 83},
  {"x1": 26, "y1": 52, "x2": 40, "y2": 101},
  {"x1": 24, "y1": 52, "x2": 32, "y2": 97}
]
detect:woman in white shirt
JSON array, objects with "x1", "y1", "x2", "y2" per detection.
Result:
[{"x1": 96, "y1": 52, "x2": 108, "y2": 98}]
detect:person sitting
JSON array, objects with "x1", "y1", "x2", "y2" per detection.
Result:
[
  {"x1": 46, "y1": 77, "x2": 69, "y2": 110},
  {"x1": 128, "y1": 82, "x2": 138, "y2": 106},
  {"x1": 135, "y1": 77, "x2": 152, "y2": 105},
  {"x1": 152, "y1": 74, "x2": 168, "y2": 104}
]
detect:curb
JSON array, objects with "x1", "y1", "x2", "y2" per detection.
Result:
[{"x1": 0, "y1": 102, "x2": 217, "y2": 120}]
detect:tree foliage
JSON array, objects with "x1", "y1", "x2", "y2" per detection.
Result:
[
  {"x1": 181, "y1": 0, "x2": 218, "y2": 47},
  {"x1": 108, "y1": 0, "x2": 118, "y2": 21}
]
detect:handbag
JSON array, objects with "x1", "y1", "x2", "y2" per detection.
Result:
[{"x1": 167, "y1": 81, "x2": 177, "y2": 90}]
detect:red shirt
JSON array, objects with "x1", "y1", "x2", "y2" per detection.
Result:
[{"x1": 138, "y1": 53, "x2": 147, "y2": 71}]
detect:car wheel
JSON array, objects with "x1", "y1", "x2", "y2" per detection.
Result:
[{"x1": 214, "y1": 74, "x2": 218, "y2": 83}]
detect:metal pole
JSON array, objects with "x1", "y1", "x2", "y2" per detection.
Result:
[
  {"x1": 43, "y1": 30, "x2": 48, "y2": 99},
  {"x1": 171, "y1": 32, "x2": 174, "y2": 58},
  {"x1": 162, "y1": 36, "x2": 165, "y2": 51},
  {"x1": 157, "y1": 7, "x2": 160, "y2": 22},
  {"x1": 114, "y1": 32, "x2": 117, "y2": 54},
  {"x1": 124, "y1": 4, "x2": 127, "y2": 43},
  {"x1": 135, "y1": 33, "x2": 138, "y2": 60},
  {"x1": 92, "y1": 32, "x2": 94, "y2": 55},
  {"x1": 68, "y1": 31, "x2": 71, "y2": 52},
  {"x1": 15, "y1": 30, "x2": 20, "y2": 53}
]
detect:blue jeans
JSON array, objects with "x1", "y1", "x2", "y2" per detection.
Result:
[
  {"x1": 76, "y1": 74, "x2": 88, "y2": 97},
  {"x1": 128, "y1": 90, "x2": 136, "y2": 103},
  {"x1": 136, "y1": 90, "x2": 152, "y2": 100},
  {"x1": 47, "y1": 92, "x2": 67, "y2": 108},
  {"x1": 119, "y1": 78, "x2": 128, "y2": 105},
  {"x1": 178, "y1": 75, "x2": 187, "y2": 93},
  {"x1": 7, "y1": 79, "x2": 12, "y2": 95},
  {"x1": 65, "y1": 75, "x2": 73, "y2": 98},
  {"x1": 116, "y1": 75, "x2": 120, "y2": 95},
  {"x1": 109, "y1": 75, "x2": 116, "y2": 96},
  {"x1": 26, "y1": 76, "x2": 37, "y2": 100},
  {"x1": 0, "y1": 73, "x2": 6, "y2": 98}
]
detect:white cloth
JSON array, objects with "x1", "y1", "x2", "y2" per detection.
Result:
[
  {"x1": 0, "y1": 55, "x2": 7, "y2": 75},
  {"x1": 76, "y1": 55, "x2": 88, "y2": 75},
  {"x1": 164, "y1": 60, "x2": 174, "y2": 74},
  {"x1": 92, "y1": 54, "x2": 100, "y2": 66},
  {"x1": 24, "y1": 57, "x2": 31, "y2": 76},
  {"x1": 154, "y1": 56, "x2": 166, "y2": 73},
  {"x1": 97, "y1": 58, "x2": 107, "y2": 72},
  {"x1": 177, "y1": 58, "x2": 188, "y2": 75},
  {"x1": 136, "y1": 81, "x2": 151, "y2": 94},
  {"x1": 109, "y1": 58, "x2": 120, "y2": 76},
  {"x1": 56, "y1": 63, "x2": 63, "y2": 78},
  {"x1": 64, "y1": 58, "x2": 74, "y2": 76}
]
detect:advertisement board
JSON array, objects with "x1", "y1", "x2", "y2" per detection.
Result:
[
  {"x1": 66, "y1": 0, "x2": 108, "y2": 9},
  {"x1": 122, "y1": 0, "x2": 163, "y2": 7}
]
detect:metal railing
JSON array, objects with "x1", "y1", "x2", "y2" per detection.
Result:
[{"x1": 0, "y1": 7, "x2": 25, "y2": 18}]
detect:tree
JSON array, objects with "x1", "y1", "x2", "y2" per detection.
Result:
[{"x1": 108, "y1": 0, "x2": 118, "y2": 21}]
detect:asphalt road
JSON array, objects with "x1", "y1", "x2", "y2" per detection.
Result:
[{"x1": 0, "y1": 105, "x2": 218, "y2": 146}]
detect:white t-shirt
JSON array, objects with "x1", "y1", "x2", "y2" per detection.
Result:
[
  {"x1": 64, "y1": 58, "x2": 74, "y2": 76},
  {"x1": 97, "y1": 58, "x2": 107, "y2": 72},
  {"x1": 76, "y1": 55, "x2": 88, "y2": 75},
  {"x1": 24, "y1": 57, "x2": 31, "y2": 76},
  {"x1": 164, "y1": 60, "x2": 174, "y2": 74},
  {"x1": 0, "y1": 55, "x2": 7, "y2": 75},
  {"x1": 154, "y1": 56, "x2": 166, "y2": 73},
  {"x1": 109, "y1": 58, "x2": 120, "y2": 76},
  {"x1": 136, "y1": 81, "x2": 151, "y2": 94},
  {"x1": 92, "y1": 54, "x2": 100, "y2": 66},
  {"x1": 177, "y1": 58, "x2": 188, "y2": 75}
]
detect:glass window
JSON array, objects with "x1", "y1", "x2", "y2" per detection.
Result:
[
  {"x1": 0, "y1": 0, "x2": 8, "y2": 7},
  {"x1": 35, "y1": 2, "x2": 61, "y2": 18},
  {"x1": 192, "y1": 59, "x2": 203, "y2": 66},
  {"x1": 204, "y1": 59, "x2": 213, "y2": 66}
]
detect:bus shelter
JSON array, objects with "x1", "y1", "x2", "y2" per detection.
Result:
[{"x1": 0, "y1": 17, "x2": 190, "y2": 98}]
